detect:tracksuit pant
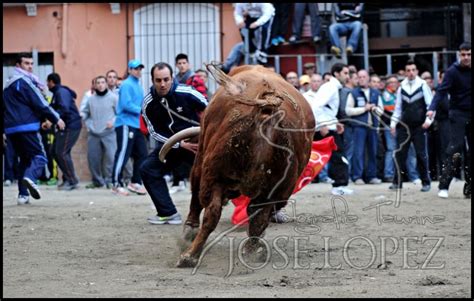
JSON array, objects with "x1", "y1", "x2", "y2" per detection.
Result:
[
  {"x1": 87, "y1": 131, "x2": 117, "y2": 187},
  {"x1": 53, "y1": 128, "x2": 81, "y2": 185},
  {"x1": 140, "y1": 143, "x2": 195, "y2": 217},
  {"x1": 7, "y1": 131, "x2": 48, "y2": 197},
  {"x1": 314, "y1": 130, "x2": 349, "y2": 187},
  {"x1": 392, "y1": 126, "x2": 431, "y2": 188},
  {"x1": 111, "y1": 125, "x2": 147, "y2": 188}
]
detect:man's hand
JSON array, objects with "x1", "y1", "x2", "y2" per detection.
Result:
[
  {"x1": 180, "y1": 140, "x2": 199, "y2": 154},
  {"x1": 56, "y1": 119, "x2": 66, "y2": 131},
  {"x1": 364, "y1": 103, "x2": 375, "y2": 111},
  {"x1": 390, "y1": 127, "x2": 396, "y2": 137},
  {"x1": 426, "y1": 110, "x2": 435, "y2": 120},
  {"x1": 336, "y1": 123, "x2": 344, "y2": 134},
  {"x1": 41, "y1": 120, "x2": 52, "y2": 130},
  {"x1": 106, "y1": 121, "x2": 114, "y2": 129},
  {"x1": 237, "y1": 21, "x2": 245, "y2": 29},
  {"x1": 319, "y1": 126, "x2": 330, "y2": 137},
  {"x1": 249, "y1": 22, "x2": 259, "y2": 29},
  {"x1": 422, "y1": 121, "x2": 431, "y2": 129}
]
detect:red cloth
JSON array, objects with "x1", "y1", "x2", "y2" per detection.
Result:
[
  {"x1": 185, "y1": 74, "x2": 208, "y2": 99},
  {"x1": 139, "y1": 114, "x2": 149, "y2": 136},
  {"x1": 231, "y1": 136, "x2": 337, "y2": 225}
]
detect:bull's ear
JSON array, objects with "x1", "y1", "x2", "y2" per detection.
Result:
[{"x1": 205, "y1": 62, "x2": 244, "y2": 96}]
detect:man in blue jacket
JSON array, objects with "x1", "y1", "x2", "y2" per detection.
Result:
[
  {"x1": 110, "y1": 59, "x2": 149, "y2": 196},
  {"x1": 47, "y1": 73, "x2": 82, "y2": 191},
  {"x1": 427, "y1": 42, "x2": 471, "y2": 199},
  {"x1": 141, "y1": 62, "x2": 208, "y2": 225},
  {"x1": 3, "y1": 53, "x2": 65, "y2": 205}
]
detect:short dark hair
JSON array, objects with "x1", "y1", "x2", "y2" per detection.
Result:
[
  {"x1": 16, "y1": 52, "x2": 33, "y2": 65},
  {"x1": 195, "y1": 68, "x2": 208, "y2": 75},
  {"x1": 47, "y1": 73, "x2": 61, "y2": 85},
  {"x1": 175, "y1": 53, "x2": 188, "y2": 64},
  {"x1": 322, "y1": 72, "x2": 331, "y2": 79},
  {"x1": 151, "y1": 62, "x2": 173, "y2": 80},
  {"x1": 459, "y1": 42, "x2": 471, "y2": 51},
  {"x1": 95, "y1": 75, "x2": 106, "y2": 82},
  {"x1": 405, "y1": 59, "x2": 417, "y2": 68},
  {"x1": 330, "y1": 63, "x2": 348, "y2": 77},
  {"x1": 106, "y1": 69, "x2": 118, "y2": 77}
]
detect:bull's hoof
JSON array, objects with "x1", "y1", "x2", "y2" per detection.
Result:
[
  {"x1": 183, "y1": 225, "x2": 199, "y2": 242},
  {"x1": 176, "y1": 254, "x2": 198, "y2": 268}
]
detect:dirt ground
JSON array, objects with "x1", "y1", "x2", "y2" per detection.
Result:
[{"x1": 2, "y1": 180, "x2": 471, "y2": 298}]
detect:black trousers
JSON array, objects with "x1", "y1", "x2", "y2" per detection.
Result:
[
  {"x1": 314, "y1": 130, "x2": 349, "y2": 187},
  {"x1": 53, "y1": 128, "x2": 81, "y2": 185},
  {"x1": 392, "y1": 125, "x2": 431, "y2": 188},
  {"x1": 439, "y1": 111, "x2": 471, "y2": 190},
  {"x1": 292, "y1": 3, "x2": 321, "y2": 38},
  {"x1": 271, "y1": 3, "x2": 291, "y2": 38}
]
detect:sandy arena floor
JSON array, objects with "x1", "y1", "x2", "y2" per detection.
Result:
[{"x1": 2, "y1": 180, "x2": 471, "y2": 298}]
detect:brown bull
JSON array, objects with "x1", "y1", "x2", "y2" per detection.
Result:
[{"x1": 159, "y1": 64, "x2": 315, "y2": 267}]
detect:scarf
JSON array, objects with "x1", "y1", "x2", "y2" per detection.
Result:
[{"x1": 14, "y1": 67, "x2": 47, "y2": 92}]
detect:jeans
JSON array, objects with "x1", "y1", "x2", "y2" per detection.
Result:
[
  {"x1": 318, "y1": 163, "x2": 330, "y2": 180},
  {"x1": 383, "y1": 129, "x2": 396, "y2": 178},
  {"x1": 140, "y1": 143, "x2": 195, "y2": 217},
  {"x1": 222, "y1": 42, "x2": 244, "y2": 73},
  {"x1": 329, "y1": 21, "x2": 362, "y2": 51},
  {"x1": 352, "y1": 127, "x2": 378, "y2": 181},
  {"x1": 406, "y1": 143, "x2": 420, "y2": 181}
]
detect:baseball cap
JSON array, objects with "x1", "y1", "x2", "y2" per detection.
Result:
[
  {"x1": 128, "y1": 59, "x2": 145, "y2": 69},
  {"x1": 299, "y1": 75, "x2": 310, "y2": 85},
  {"x1": 304, "y1": 62, "x2": 315, "y2": 69}
]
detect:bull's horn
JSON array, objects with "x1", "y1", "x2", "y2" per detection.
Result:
[
  {"x1": 159, "y1": 126, "x2": 201, "y2": 162},
  {"x1": 205, "y1": 62, "x2": 244, "y2": 96}
]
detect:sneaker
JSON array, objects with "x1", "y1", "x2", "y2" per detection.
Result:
[
  {"x1": 147, "y1": 213, "x2": 182, "y2": 225},
  {"x1": 169, "y1": 181, "x2": 186, "y2": 194},
  {"x1": 86, "y1": 182, "x2": 104, "y2": 189},
  {"x1": 112, "y1": 186, "x2": 129, "y2": 196},
  {"x1": 321, "y1": 177, "x2": 335, "y2": 184},
  {"x1": 331, "y1": 186, "x2": 354, "y2": 196},
  {"x1": 4, "y1": 179, "x2": 12, "y2": 187},
  {"x1": 420, "y1": 184, "x2": 431, "y2": 192},
  {"x1": 277, "y1": 36, "x2": 286, "y2": 44},
  {"x1": 270, "y1": 210, "x2": 290, "y2": 223},
  {"x1": 354, "y1": 179, "x2": 365, "y2": 185},
  {"x1": 330, "y1": 46, "x2": 342, "y2": 57},
  {"x1": 437, "y1": 189, "x2": 449, "y2": 198},
  {"x1": 389, "y1": 183, "x2": 402, "y2": 190},
  {"x1": 271, "y1": 37, "x2": 280, "y2": 46},
  {"x1": 127, "y1": 183, "x2": 147, "y2": 195},
  {"x1": 346, "y1": 46, "x2": 354, "y2": 55},
  {"x1": 463, "y1": 183, "x2": 471, "y2": 199},
  {"x1": 368, "y1": 178, "x2": 382, "y2": 184},
  {"x1": 412, "y1": 178, "x2": 422, "y2": 185},
  {"x1": 46, "y1": 178, "x2": 58, "y2": 186},
  {"x1": 313, "y1": 36, "x2": 321, "y2": 44},
  {"x1": 17, "y1": 195, "x2": 30, "y2": 205},
  {"x1": 58, "y1": 182, "x2": 79, "y2": 191},
  {"x1": 255, "y1": 50, "x2": 268, "y2": 64},
  {"x1": 383, "y1": 177, "x2": 394, "y2": 183},
  {"x1": 288, "y1": 35, "x2": 298, "y2": 44},
  {"x1": 22, "y1": 177, "x2": 41, "y2": 199}
]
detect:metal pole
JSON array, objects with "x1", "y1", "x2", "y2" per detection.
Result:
[
  {"x1": 386, "y1": 54, "x2": 392, "y2": 75},
  {"x1": 363, "y1": 23, "x2": 369, "y2": 71},
  {"x1": 32, "y1": 48, "x2": 39, "y2": 74},
  {"x1": 297, "y1": 55, "x2": 303, "y2": 77},
  {"x1": 243, "y1": 28, "x2": 250, "y2": 65},
  {"x1": 274, "y1": 55, "x2": 280, "y2": 74},
  {"x1": 432, "y1": 51, "x2": 438, "y2": 88},
  {"x1": 319, "y1": 54, "x2": 326, "y2": 74}
]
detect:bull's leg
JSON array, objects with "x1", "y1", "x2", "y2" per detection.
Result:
[
  {"x1": 177, "y1": 186, "x2": 223, "y2": 268},
  {"x1": 183, "y1": 168, "x2": 203, "y2": 242},
  {"x1": 243, "y1": 202, "x2": 274, "y2": 256}
]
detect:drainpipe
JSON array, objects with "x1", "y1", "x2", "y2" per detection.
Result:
[{"x1": 61, "y1": 3, "x2": 68, "y2": 58}]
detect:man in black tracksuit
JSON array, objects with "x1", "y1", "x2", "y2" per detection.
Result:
[
  {"x1": 47, "y1": 73, "x2": 82, "y2": 190},
  {"x1": 427, "y1": 42, "x2": 471, "y2": 198},
  {"x1": 141, "y1": 62, "x2": 208, "y2": 225},
  {"x1": 389, "y1": 60, "x2": 433, "y2": 192}
]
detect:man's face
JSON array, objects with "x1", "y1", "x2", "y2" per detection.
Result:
[
  {"x1": 310, "y1": 74, "x2": 323, "y2": 92},
  {"x1": 47, "y1": 80, "x2": 54, "y2": 90},
  {"x1": 176, "y1": 59, "x2": 190, "y2": 74},
  {"x1": 106, "y1": 72, "x2": 118, "y2": 88},
  {"x1": 286, "y1": 72, "x2": 298, "y2": 87},
  {"x1": 349, "y1": 73, "x2": 359, "y2": 87},
  {"x1": 335, "y1": 67, "x2": 350, "y2": 85},
  {"x1": 17, "y1": 57, "x2": 34, "y2": 73},
  {"x1": 357, "y1": 70, "x2": 370, "y2": 88},
  {"x1": 405, "y1": 64, "x2": 418, "y2": 80},
  {"x1": 95, "y1": 78, "x2": 107, "y2": 92},
  {"x1": 385, "y1": 77, "x2": 399, "y2": 92},
  {"x1": 459, "y1": 49, "x2": 471, "y2": 68},
  {"x1": 369, "y1": 76, "x2": 381, "y2": 90},
  {"x1": 153, "y1": 67, "x2": 173, "y2": 96},
  {"x1": 129, "y1": 67, "x2": 143, "y2": 79}
]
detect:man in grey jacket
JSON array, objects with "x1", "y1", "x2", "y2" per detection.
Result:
[{"x1": 81, "y1": 75, "x2": 118, "y2": 188}]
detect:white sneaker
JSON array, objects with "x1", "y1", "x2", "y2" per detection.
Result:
[
  {"x1": 331, "y1": 186, "x2": 354, "y2": 196},
  {"x1": 438, "y1": 189, "x2": 449, "y2": 198},
  {"x1": 169, "y1": 181, "x2": 186, "y2": 194},
  {"x1": 17, "y1": 195, "x2": 30, "y2": 205},
  {"x1": 368, "y1": 178, "x2": 382, "y2": 184},
  {"x1": 412, "y1": 179, "x2": 422, "y2": 185}
]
